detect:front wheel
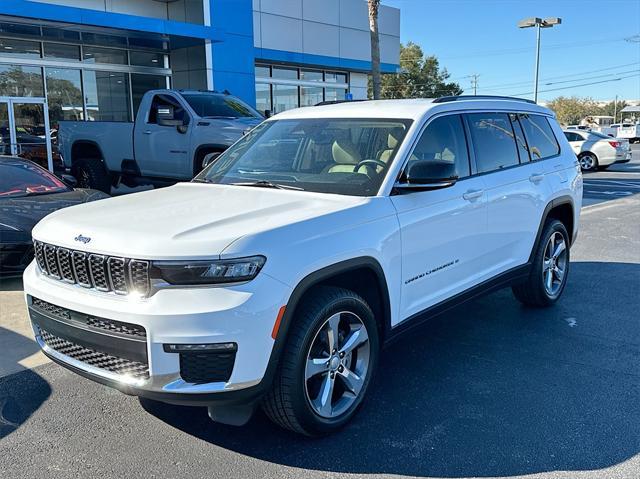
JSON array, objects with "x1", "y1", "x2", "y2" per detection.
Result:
[
  {"x1": 512, "y1": 219, "x2": 570, "y2": 307},
  {"x1": 578, "y1": 152, "x2": 598, "y2": 172},
  {"x1": 262, "y1": 286, "x2": 379, "y2": 436},
  {"x1": 72, "y1": 158, "x2": 111, "y2": 193}
]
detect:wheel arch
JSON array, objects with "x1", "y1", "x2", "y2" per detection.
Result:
[
  {"x1": 71, "y1": 140, "x2": 107, "y2": 168},
  {"x1": 529, "y1": 196, "x2": 575, "y2": 264},
  {"x1": 193, "y1": 144, "x2": 228, "y2": 175}
]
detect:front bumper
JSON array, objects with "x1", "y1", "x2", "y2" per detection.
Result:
[{"x1": 23, "y1": 262, "x2": 291, "y2": 406}]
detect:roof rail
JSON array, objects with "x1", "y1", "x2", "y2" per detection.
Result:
[
  {"x1": 433, "y1": 95, "x2": 536, "y2": 104},
  {"x1": 315, "y1": 99, "x2": 367, "y2": 106}
]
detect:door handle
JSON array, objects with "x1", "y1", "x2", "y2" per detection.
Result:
[
  {"x1": 463, "y1": 189, "x2": 484, "y2": 201},
  {"x1": 143, "y1": 130, "x2": 152, "y2": 135},
  {"x1": 529, "y1": 173, "x2": 544, "y2": 183}
]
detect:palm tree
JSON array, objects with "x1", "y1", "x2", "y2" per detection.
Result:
[{"x1": 368, "y1": 0, "x2": 381, "y2": 100}]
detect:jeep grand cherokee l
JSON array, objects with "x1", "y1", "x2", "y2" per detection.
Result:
[{"x1": 24, "y1": 96, "x2": 582, "y2": 436}]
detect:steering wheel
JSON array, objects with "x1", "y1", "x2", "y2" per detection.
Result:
[{"x1": 354, "y1": 159, "x2": 387, "y2": 172}]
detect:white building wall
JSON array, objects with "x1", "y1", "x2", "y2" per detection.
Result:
[{"x1": 253, "y1": 0, "x2": 400, "y2": 66}]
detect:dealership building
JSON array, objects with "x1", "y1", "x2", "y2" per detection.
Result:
[{"x1": 0, "y1": 0, "x2": 400, "y2": 164}]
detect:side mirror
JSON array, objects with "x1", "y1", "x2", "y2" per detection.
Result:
[
  {"x1": 60, "y1": 174, "x2": 78, "y2": 188},
  {"x1": 202, "y1": 151, "x2": 222, "y2": 169},
  {"x1": 394, "y1": 160, "x2": 458, "y2": 192},
  {"x1": 264, "y1": 109, "x2": 272, "y2": 118}
]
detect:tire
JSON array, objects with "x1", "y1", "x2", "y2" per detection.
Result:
[
  {"x1": 262, "y1": 286, "x2": 380, "y2": 436},
  {"x1": 578, "y1": 152, "x2": 598, "y2": 172},
  {"x1": 194, "y1": 149, "x2": 223, "y2": 177},
  {"x1": 72, "y1": 158, "x2": 111, "y2": 193},
  {"x1": 512, "y1": 219, "x2": 570, "y2": 307}
]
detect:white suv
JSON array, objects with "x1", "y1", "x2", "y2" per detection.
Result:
[{"x1": 24, "y1": 96, "x2": 582, "y2": 436}]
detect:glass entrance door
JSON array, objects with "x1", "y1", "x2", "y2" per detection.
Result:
[{"x1": 0, "y1": 97, "x2": 53, "y2": 172}]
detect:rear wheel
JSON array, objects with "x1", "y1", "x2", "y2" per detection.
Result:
[
  {"x1": 578, "y1": 152, "x2": 598, "y2": 172},
  {"x1": 262, "y1": 286, "x2": 379, "y2": 436},
  {"x1": 72, "y1": 158, "x2": 111, "y2": 193},
  {"x1": 512, "y1": 219, "x2": 570, "y2": 307}
]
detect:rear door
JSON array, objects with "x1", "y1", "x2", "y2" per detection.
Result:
[
  {"x1": 465, "y1": 112, "x2": 554, "y2": 275},
  {"x1": 391, "y1": 114, "x2": 490, "y2": 321},
  {"x1": 564, "y1": 130, "x2": 585, "y2": 155},
  {"x1": 134, "y1": 93, "x2": 192, "y2": 179}
]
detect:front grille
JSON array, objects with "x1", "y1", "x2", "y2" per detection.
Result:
[
  {"x1": 33, "y1": 240, "x2": 150, "y2": 296},
  {"x1": 179, "y1": 351, "x2": 236, "y2": 384},
  {"x1": 40, "y1": 328, "x2": 149, "y2": 379},
  {"x1": 31, "y1": 297, "x2": 147, "y2": 339}
]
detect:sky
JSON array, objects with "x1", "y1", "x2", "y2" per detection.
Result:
[{"x1": 382, "y1": 0, "x2": 640, "y2": 103}]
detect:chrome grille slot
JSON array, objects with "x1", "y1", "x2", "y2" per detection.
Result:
[
  {"x1": 34, "y1": 241, "x2": 48, "y2": 273},
  {"x1": 107, "y1": 257, "x2": 128, "y2": 294},
  {"x1": 32, "y1": 241, "x2": 152, "y2": 297},
  {"x1": 129, "y1": 260, "x2": 150, "y2": 297},
  {"x1": 44, "y1": 244, "x2": 61, "y2": 279},
  {"x1": 88, "y1": 254, "x2": 109, "y2": 291},
  {"x1": 72, "y1": 251, "x2": 91, "y2": 288},
  {"x1": 57, "y1": 248, "x2": 75, "y2": 283}
]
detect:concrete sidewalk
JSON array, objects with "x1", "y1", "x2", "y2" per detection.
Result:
[{"x1": 0, "y1": 278, "x2": 49, "y2": 378}]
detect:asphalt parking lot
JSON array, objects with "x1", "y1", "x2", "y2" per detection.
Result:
[{"x1": 1, "y1": 146, "x2": 639, "y2": 479}]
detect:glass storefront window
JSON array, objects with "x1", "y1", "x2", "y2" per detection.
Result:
[
  {"x1": 272, "y1": 84, "x2": 298, "y2": 113},
  {"x1": 300, "y1": 69, "x2": 323, "y2": 82},
  {"x1": 131, "y1": 74, "x2": 168, "y2": 116},
  {"x1": 83, "y1": 33, "x2": 127, "y2": 48},
  {"x1": 325, "y1": 87, "x2": 347, "y2": 103},
  {"x1": 255, "y1": 65, "x2": 270, "y2": 78},
  {"x1": 0, "y1": 38, "x2": 41, "y2": 59},
  {"x1": 45, "y1": 68, "x2": 84, "y2": 128},
  {"x1": 0, "y1": 65, "x2": 43, "y2": 97},
  {"x1": 272, "y1": 67, "x2": 298, "y2": 80},
  {"x1": 130, "y1": 51, "x2": 165, "y2": 68},
  {"x1": 300, "y1": 86, "x2": 323, "y2": 106},
  {"x1": 43, "y1": 42, "x2": 80, "y2": 61},
  {"x1": 83, "y1": 71, "x2": 131, "y2": 121},
  {"x1": 325, "y1": 72, "x2": 347, "y2": 84},
  {"x1": 255, "y1": 83, "x2": 271, "y2": 114},
  {"x1": 83, "y1": 46, "x2": 127, "y2": 65}
]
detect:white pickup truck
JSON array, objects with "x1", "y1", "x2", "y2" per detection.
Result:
[
  {"x1": 617, "y1": 123, "x2": 640, "y2": 143},
  {"x1": 58, "y1": 89, "x2": 263, "y2": 192}
]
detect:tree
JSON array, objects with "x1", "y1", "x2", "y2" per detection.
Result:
[
  {"x1": 376, "y1": 42, "x2": 462, "y2": 99},
  {"x1": 368, "y1": 0, "x2": 382, "y2": 99},
  {"x1": 545, "y1": 96, "x2": 603, "y2": 126},
  {"x1": 600, "y1": 99, "x2": 628, "y2": 122}
]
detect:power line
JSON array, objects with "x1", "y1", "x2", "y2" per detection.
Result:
[{"x1": 508, "y1": 73, "x2": 640, "y2": 96}]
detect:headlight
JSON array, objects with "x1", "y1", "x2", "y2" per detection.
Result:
[{"x1": 151, "y1": 256, "x2": 266, "y2": 285}]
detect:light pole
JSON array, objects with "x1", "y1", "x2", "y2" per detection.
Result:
[{"x1": 518, "y1": 17, "x2": 562, "y2": 103}]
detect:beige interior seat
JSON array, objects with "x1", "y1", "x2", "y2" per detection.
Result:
[{"x1": 324, "y1": 139, "x2": 362, "y2": 173}]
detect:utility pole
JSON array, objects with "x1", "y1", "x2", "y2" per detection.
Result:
[
  {"x1": 470, "y1": 74, "x2": 479, "y2": 95},
  {"x1": 614, "y1": 95, "x2": 618, "y2": 123}
]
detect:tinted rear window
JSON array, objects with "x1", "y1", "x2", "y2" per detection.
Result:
[
  {"x1": 466, "y1": 113, "x2": 519, "y2": 173},
  {"x1": 519, "y1": 114, "x2": 560, "y2": 160}
]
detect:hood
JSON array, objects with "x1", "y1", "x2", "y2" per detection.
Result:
[
  {"x1": 0, "y1": 189, "x2": 108, "y2": 243},
  {"x1": 201, "y1": 117, "x2": 263, "y2": 142},
  {"x1": 32, "y1": 183, "x2": 368, "y2": 259}
]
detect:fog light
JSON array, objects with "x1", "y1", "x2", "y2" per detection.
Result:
[{"x1": 163, "y1": 343, "x2": 237, "y2": 353}]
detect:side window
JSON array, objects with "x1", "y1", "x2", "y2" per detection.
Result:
[
  {"x1": 410, "y1": 114, "x2": 470, "y2": 178},
  {"x1": 519, "y1": 114, "x2": 560, "y2": 160},
  {"x1": 564, "y1": 131, "x2": 581, "y2": 142},
  {"x1": 148, "y1": 94, "x2": 188, "y2": 125},
  {"x1": 510, "y1": 113, "x2": 530, "y2": 162},
  {"x1": 466, "y1": 113, "x2": 519, "y2": 173}
]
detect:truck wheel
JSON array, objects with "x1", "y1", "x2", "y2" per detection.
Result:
[
  {"x1": 72, "y1": 158, "x2": 111, "y2": 193},
  {"x1": 512, "y1": 219, "x2": 570, "y2": 307},
  {"x1": 262, "y1": 286, "x2": 379, "y2": 436}
]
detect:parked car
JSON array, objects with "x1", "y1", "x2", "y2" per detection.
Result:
[
  {"x1": 0, "y1": 126, "x2": 64, "y2": 171},
  {"x1": 25, "y1": 96, "x2": 581, "y2": 436},
  {"x1": 0, "y1": 156, "x2": 108, "y2": 278},
  {"x1": 563, "y1": 130, "x2": 631, "y2": 171},
  {"x1": 57, "y1": 90, "x2": 264, "y2": 193},
  {"x1": 617, "y1": 123, "x2": 640, "y2": 143}
]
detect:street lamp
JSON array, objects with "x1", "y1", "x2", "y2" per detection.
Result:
[{"x1": 518, "y1": 17, "x2": 562, "y2": 103}]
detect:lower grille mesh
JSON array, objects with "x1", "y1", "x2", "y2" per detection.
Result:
[{"x1": 40, "y1": 328, "x2": 149, "y2": 379}]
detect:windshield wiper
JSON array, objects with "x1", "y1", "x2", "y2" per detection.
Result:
[
  {"x1": 192, "y1": 178, "x2": 214, "y2": 183},
  {"x1": 230, "y1": 180, "x2": 303, "y2": 191}
]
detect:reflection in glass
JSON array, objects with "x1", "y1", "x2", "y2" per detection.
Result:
[
  {"x1": 272, "y1": 67, "x2": 297, "y2": 80},
  {"x1": 131, "y1": 74, "x2": 168, "y2": 115},
  {"x1": 12, "y1": 103, "x2": 52, "y2": 169},
  {"x1": 83, "y1": 71, "x2": 131, "y2": 121},
  {"x1": 255, "y1": 65, "x2": 270, "y2": 78},
  {"x1": 46, "y1": 68, "x2": 84, "y2": 128},
  {"x1": 300, "y1": 70, "x2": 323, "y2": 82},
  {"x1": 272, "y1": 84, "x2": 298, "y2": 113},
  {"x1": 300, "y1": 86, "x2": 323, "y2": 106},
  {"x1": 83, "y1": 46, "x2": 127, "y2": 65},
  {"x1": 324, "y1": 87, "x2": 346, "y2": 103},
  {"x1": 255, "y1": 83, "x2": 271, "y2": 114},
  {"x1": 0, "y1": 38, "x2": 40, "y2": 59},
  {"x1": 130, "y1": 51, "x2": 165, "y2": 68},
  {"x1": 0, "y1": 65, "x2": 44, "y2": 97},
  {"x1": 43, "y1": 42, "x2": 80, "y2": 60},
  {"x1": 325, "y1": 72, "x2": 347, "y2": 84},
  {"x1": 0, "y1": 103, "x2": 9, "y2": 155}
]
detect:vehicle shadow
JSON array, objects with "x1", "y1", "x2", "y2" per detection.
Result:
[
  {"x1": 142, "y1": 261, "x2": 640, "y2": 478},
  {"x1": 0, "y1": 327, "x2": 51, "y2": 440},
  {"x1": 0, "y1": 277, "x2": 24, "y2": 292}
]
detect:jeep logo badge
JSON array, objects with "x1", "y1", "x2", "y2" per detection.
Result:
[{"x1": 74, "y1": 234, "x2": 91, "y2": 244}]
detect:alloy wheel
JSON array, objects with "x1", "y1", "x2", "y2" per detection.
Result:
[
  {"x1": 542, "y1": 231, "x2": 567, "y2": 296},
  {"x1": 304, "y1": 311, "x2": 371, "y2": 419},
  {"x1": 579, "y1": 154, "x2": 595, "y2": 171}
]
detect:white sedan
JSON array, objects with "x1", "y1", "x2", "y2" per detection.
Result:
[{"x1": 563, "y1": 130, "x2": 631, "y2": 171}]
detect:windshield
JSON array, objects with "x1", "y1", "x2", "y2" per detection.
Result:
[
  {"x1": 0, "y1": 161, "x2": 69, "y2": 198},
  {"x1": 194, "y1": 118, "x2": 412, "y2": 196},
  {"x1": 182, "y1": 94, "x2": 262, "y2": 119}
]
